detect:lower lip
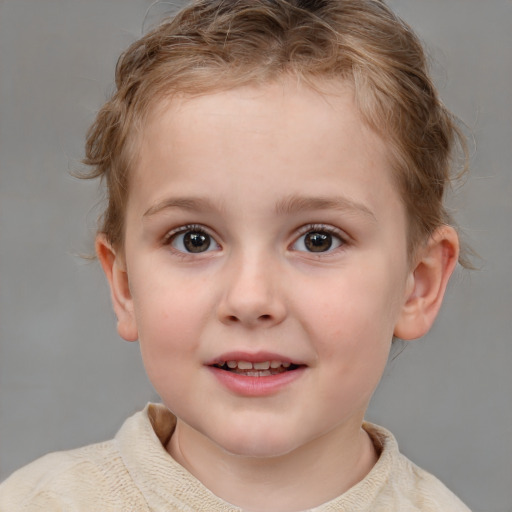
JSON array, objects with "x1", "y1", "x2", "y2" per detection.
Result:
[{"x1": 207, "y1": 366, "x2": 306, "y2": 396}]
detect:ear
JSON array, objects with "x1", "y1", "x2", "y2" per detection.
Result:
[
  {"x1": 95, "y1": 234, "x2": 139, "y2": 342},
  {"x1": 394, "y1": 226, "x2": 459, "y2": 340}
]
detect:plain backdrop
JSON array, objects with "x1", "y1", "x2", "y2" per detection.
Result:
[{"x1": 1, "y1": 1, "x2": 511, "y2": 511}]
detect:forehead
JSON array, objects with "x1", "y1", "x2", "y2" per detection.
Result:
[
  {"x1": 141, "y1": 79, "x2": 370, "y2": 150},
  {"x1": 129, "y1": 80, "x2": 404, "y2": 229}
]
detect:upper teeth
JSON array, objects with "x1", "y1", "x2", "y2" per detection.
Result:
[{"x1": 225, "y1": 360, "x2": 291, "y2": 370}]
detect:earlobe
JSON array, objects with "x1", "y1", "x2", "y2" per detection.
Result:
[
  {"x1": 394, "y1": 226, "x2": 459, "y2": 340},
  {"x1": 95, "y1": 234, "x2": 139, "y2": 342}
]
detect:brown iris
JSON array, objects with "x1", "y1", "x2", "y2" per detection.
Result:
[
  {"x1": 304, "y1": 231, "x2": 332, "y2": 252},
  {"x1": 183, "y1": 231, "x2": 211, "y2": 253}
]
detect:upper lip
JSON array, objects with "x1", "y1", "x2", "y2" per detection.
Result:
[{"x1": 205, "y1": 351, "x2": 305, "y2": 366}]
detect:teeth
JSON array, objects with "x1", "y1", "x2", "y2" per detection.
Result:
[
  {"x1": 220, "y1": 360, "x2": 293, "y2": 370},
  {"x1": 253, "y1": 361, "x2": 270, "y2": 370},
  {"x1": 246, "y1": 370, "x2": 271, "y2": 377}
]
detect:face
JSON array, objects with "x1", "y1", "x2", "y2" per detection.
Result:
[{"x1": 112, "y1": 81, "x2": 416, "y2": 458}]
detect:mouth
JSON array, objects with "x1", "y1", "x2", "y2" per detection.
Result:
[{"x1": 210, "y1": 360, "x2": 303, "y2": 377}]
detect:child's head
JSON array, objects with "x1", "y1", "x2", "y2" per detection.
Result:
[
  {"x1": 87, "y1": 0, "x2": 462, "y2": 493},
  {"x1": 84, "y1": 0, "x2": 466, "y2": 263}
]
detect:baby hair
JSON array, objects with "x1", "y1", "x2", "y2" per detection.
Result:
[{"x1": 83, "y1": 0, "x2": 468, "y2": 264}]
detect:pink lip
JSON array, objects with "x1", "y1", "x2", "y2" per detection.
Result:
[
  {"x1": 205, "y1": 351, "x2": 307, "y2": 397},
  {"x1": 207, "y1": 365, "x2": 306, "y2": 396}
]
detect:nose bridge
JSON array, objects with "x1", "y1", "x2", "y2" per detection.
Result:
[{"x1": 218, "y1": 245, "x2": 286, "y2": 327}]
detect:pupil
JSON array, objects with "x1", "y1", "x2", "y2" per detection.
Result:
[
  {"x1": 305, "y1": 232, "x2": 332, "y2": 252},
  {"x1": 184, "y1": 232, "x2": 211, "y2": 253}
]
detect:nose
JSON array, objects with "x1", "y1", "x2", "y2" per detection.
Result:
[{"x1": 217, "y1": 253, "x2": 287, "y2": 328}]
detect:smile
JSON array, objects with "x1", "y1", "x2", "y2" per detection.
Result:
[
  {"x1": 212, "y1": 360, "x2": 300, "y2": 376},
  {"x1": 207, "y1": 353, "x2": 307, "y2": 396}
]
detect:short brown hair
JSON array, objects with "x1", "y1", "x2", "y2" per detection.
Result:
[{"x1": 83, "y1": 0, "x2": 469, "y2": 264}]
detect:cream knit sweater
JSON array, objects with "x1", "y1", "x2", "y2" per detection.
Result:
[{"x1": 0, "y1": 403, "x2": 470, "y2": 511}]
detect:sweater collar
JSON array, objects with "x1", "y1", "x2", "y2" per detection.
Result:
[{"x1": 115, "y1": 403, "x2": 398, "y2": 512}]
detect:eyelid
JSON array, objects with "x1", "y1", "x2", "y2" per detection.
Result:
[{"x1": 163, "y1": 223, "x2": 213, "y2": 239}]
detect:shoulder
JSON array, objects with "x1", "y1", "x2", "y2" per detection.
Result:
[
  {"x1": 0, "y1": 404, "x2": 178, "y2": 512},
  {"x1": 360, "y1": 423, "x2": 471, "y2": 512},
  {"x1": 0, "y1": 405, "x2": 167, "y2": 512},
  {"x1": 393, "y1": 452, "x2": 471, "y2": 512},
  {"x1": 0, "y1": 440, "x2": 130, "y2": 511}
]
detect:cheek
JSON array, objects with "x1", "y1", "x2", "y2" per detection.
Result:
[
  {"x1": 303, "y1": 263, "x2": 403, "y2": 386},
  {"x1": 311, "y1": 268, "x2": 401, "y2": 344},
  {"x1": 130, "y1": 273, "x2": 210, "y2": 375}
]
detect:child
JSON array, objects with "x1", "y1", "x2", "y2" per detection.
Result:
[{"x1": 0, "y1": 0, "x2": 472, "y2": 510}]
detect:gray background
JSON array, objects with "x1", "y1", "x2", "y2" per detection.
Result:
[{"x1": 0, "y1": 1, "x2": 511, "y2": 510}]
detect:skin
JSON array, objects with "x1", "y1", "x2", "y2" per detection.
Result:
[{"x1": 97, "y1": 80, "x2": 459, "y2": 512}]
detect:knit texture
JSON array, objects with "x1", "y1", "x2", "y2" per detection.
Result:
[{"x1": 0, "y1": 403, "x2": 470, "y2": 511}]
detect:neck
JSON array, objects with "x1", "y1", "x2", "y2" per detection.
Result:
[{"x1": 167, "y1": 418, "x2": 378, "y2": 512}]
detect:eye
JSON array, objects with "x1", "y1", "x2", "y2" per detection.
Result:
[
  {"x1": 292, "y1": 227, "x2": 344, "y2": 253},
  {"x1": 166, "y1": 226, "x2": 219, "y2": 254}
]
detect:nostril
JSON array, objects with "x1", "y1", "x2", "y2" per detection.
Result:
[
  {"x1": 258, "y1": 314, "x2": 272, "y2": 321},
  {"x1": 227, "y1": 315, "x2": 239, "y2": 322}
]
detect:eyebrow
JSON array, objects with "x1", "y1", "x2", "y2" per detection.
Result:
[
  {"x1": 143, "y1": 194, "x2": 376, "y2": 222},
  {"x1": 275, "y1": 195, "x2": 377, "y2": 222},
  {"x1": 143, "y1": 197, "x2": 221, "y2": 217}
]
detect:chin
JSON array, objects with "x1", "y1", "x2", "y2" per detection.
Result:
[
  {"x1": 213, "y1": 425, "x2": 303, "y2": 459},
  {"x1": 221, "y1": 440, "x2": 294, "y2": 459}
]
